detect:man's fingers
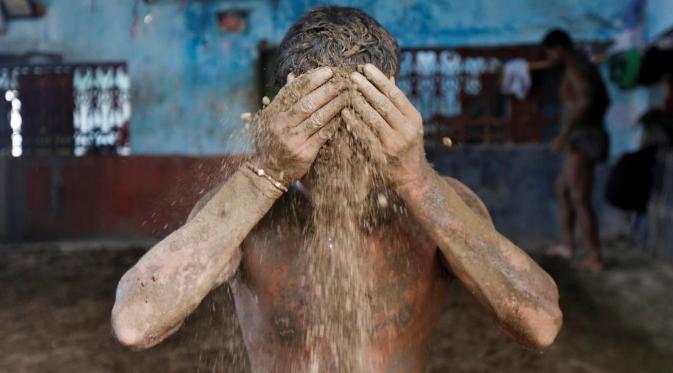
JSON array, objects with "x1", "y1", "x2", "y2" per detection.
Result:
[
  {"x1": 351, "y1": 71, "x2": 406, "y2": 130},
  {"x1": 291, "y1": 67, "x2": 333, "y2": 96},
  {"x1": 277, "y1": 67, "x2": 333, "y2": 107},
  {"x1": 297, "y1": 92, "x2": 348, "y2": 139},
  {"x1": 340, "y1": 107, "x2": 365, "y2": 132},
  {"x1": 351, "y1": 95, "x2": 394, "y2": 139},
  {"x1": 305, "y1": 120, "x2": 338, "y2": 154},
  {"x1": 287, "y1": 80, "x2": 346, "y2": 126},
  {"x1": 362, "y1": 64, "x2": 416, "y2": 119}
]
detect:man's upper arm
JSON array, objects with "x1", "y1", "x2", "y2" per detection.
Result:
[{"x1": 442, "y1": 177, "x2": 494, "y2": 228}]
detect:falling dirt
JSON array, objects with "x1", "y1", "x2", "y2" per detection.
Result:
[{"x1": 250, "y1": 68, "x2": 406, "y2": 371}]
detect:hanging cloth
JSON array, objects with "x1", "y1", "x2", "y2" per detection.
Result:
[{"x1": 500, "y1": 59, "x2": 531, "y2": 100}]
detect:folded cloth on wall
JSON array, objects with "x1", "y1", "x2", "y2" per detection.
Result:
[
  {"x1": 501, "y1": 59, "x2": 531, "y2": 100},
  {"x1": 611, "y1": 27, "x2": 645, "y2": 52},
  {"x1": 610, "y1": 0, "x2": 646, "y2": 52}
]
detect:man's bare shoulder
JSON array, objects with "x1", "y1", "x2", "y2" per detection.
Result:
[{"x1": 442, "y1": 177, "x2": 493, "y2": 226}]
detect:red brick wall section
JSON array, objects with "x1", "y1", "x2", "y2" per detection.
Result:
[{"x1": 6, "y1": 155, "x2": 246, "y2": 241}]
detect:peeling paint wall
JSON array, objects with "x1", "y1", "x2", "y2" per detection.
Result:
[
  {"x1": 647, "y1": 0, "x2": 673, "y2": 39},
  {"x1": 0, "y1": 0, "x2": 634, "y2": 155}
]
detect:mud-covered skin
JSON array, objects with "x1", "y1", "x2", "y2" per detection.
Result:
[
  {"x1": 348, "y1": 63, "x2": 563, "y2": 350},
  {"x1": 111, "y1": 64, "x2": 562, "y2": 372},
  {"x1": 111, "y1": 67, "x2": 344, "y2": 351},
  {"x1": 231, "y1": 192, "x2": 449, "y2": 372}
]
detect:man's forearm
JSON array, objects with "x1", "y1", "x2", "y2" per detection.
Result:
[
  {"x1": 396, "y1": 164, "x2": 562, "y2": 349},
  {"x1": 112, "y1": 162, "x2": 283, "y2": 349}
]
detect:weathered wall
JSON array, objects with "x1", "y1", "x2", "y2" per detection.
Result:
[
  {"x1": 2, "y1": 155, "x2": 240, "y2": 241},
  {"x1": 3, "y1": 149, "x2": 627, "y2": 244},
  {"x1": 647, "y1": 0, "x2": 673, "y2": 39},
  {"x1": 0, "y1": 0, "x2": 632, "y2": 155},
  {"x1": 430, "y1": 146, "x2": 620, "y2": 242}
]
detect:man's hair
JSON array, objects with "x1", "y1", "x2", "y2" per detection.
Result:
[
  {"x1": 274, "y1": 6, "x2": 399, "y2": 89},
  {"x1": 541, "y1": 29, "x2": 574, "y2": 50}
]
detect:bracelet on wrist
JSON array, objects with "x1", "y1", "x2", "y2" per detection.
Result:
[{"x1": 244, "y1": 162, "x2": 288, "y2": 193}]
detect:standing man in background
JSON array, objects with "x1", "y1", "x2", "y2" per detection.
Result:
[{"x1": 543, "y1": 29, "x2": 611, "y2": 272}]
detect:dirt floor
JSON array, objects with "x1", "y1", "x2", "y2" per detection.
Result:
[{"x1": 1, "y1": 240, "x2": 672, "y2": 373}]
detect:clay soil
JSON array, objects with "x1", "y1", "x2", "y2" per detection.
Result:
[{"x1": 1, "y1": 240, "x2": 672, "y2": 372}]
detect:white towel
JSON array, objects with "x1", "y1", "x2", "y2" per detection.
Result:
[{"x1": 501, "y1": 59, "x2": 531, "y2": 101}]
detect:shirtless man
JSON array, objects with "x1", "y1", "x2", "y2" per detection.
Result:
[
  {"x1": 542, "y1": 29, "x2": 611, "y2": 272},
  {"x1": 112, "y1": 7, "x2": 562, "y2": 372}
]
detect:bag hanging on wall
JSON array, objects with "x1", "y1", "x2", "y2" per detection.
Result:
[
  {"x1": 638, "y1": 47, "x2": 673, "y2": 85},
  {"x1": 605, "y1": 147, "x2": 657, "y2": 213},
  {"x1": 608, "y1": 48, "x2": 641, "y2": 90}
]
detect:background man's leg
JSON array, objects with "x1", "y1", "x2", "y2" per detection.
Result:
[
  {"x1": 549, "y1": 158, "x2": 576, "y2": 260},
  {"x1": 568, "y1": 151, "x2": 603, "y2": 271}
]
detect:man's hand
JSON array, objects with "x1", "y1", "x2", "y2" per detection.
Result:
[
  {"x1": 255, "y1": 67, "x2": 348, "y2": 185},
  {"x1": 344, "y1": 67, "x2": 562, "y2": 350},
  {"x1": 341, "y1": 64, "x2": 427, "y2": 189}
]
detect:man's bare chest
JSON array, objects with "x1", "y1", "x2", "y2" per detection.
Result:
[{"x1": 232, "y1": 214, "x2": 450, "y2": 346}]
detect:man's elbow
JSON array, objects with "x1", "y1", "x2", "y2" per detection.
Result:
[
  {"x1": 111, "y1": 304, "x2": 157, "y2": 350},
  {"x1": 111, "y1": 307, "x2": 145, "y2": 350},
  {"x1": 500, "y1": 302, "x2": 563, "y2": 350},
  {"x1": 111, "y1": 303, "x2": 184, "y2": 350},
  {"x1": 530, "y1": 317, "x2": 562, "y2": 350},
  {"x1": 522, "y1": 305, "x2": 563, "y2": 350},
  {"x1": 525, "y1": 275, "x2": 563, "y2": 349}
]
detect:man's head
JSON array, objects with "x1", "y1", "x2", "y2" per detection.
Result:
[
  {"x1": 259, "y1": 13, "x2": 405, "y2": 362},
  {"x1": 541, "y1": 28, "x2": 574, "y2": 64},
  {"x1": 268, "y1": 7, "x2": 402, "y2": 232},
  {"x1": 274, "y1": 6, "x2": 400, "y2": 88}
]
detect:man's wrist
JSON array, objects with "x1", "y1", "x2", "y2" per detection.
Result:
[
  {"x1": 393, "y1": 160, "x2": 435, "y2": 195},
  {"x1": 249, "y1": 154, "x2": 291, "y2": 188},
  {"x1": 244, "y1": 162, "x2": 288, "y2": 192},
  {"x1": 239, "y1": 162, "x2": 285, "y2": 200}
]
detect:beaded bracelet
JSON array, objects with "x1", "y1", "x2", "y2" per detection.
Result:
[{"x1": 244, "y1": 162, "x2": 288, "y2": 193}]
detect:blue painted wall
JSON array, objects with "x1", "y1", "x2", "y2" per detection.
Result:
[
  {"x1": 647, "y1": 0, "x2": 673, "y2": 39},
  {"x1": 431, "y1": 146, "x2": 620, "y2": 242},
  {"x1": 0, "y1": 0, "x2": 638, "y2": 155}
]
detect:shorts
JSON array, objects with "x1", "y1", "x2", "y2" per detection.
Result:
[{"x1": 568, "y1": 126, "x2": 609, "y2": 162}]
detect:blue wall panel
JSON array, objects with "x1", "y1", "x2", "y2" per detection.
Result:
[{"x1": 0, "y1": 0, "x2": 633, "y2": 155}]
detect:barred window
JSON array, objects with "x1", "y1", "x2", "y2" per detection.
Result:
[{"x1": 0, "y1": 62, "x2": 130, "y2": 157}]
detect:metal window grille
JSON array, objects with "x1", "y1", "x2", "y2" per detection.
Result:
[{"x1": 0, "y1": 62, "x2": 130, "y2": 157}]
